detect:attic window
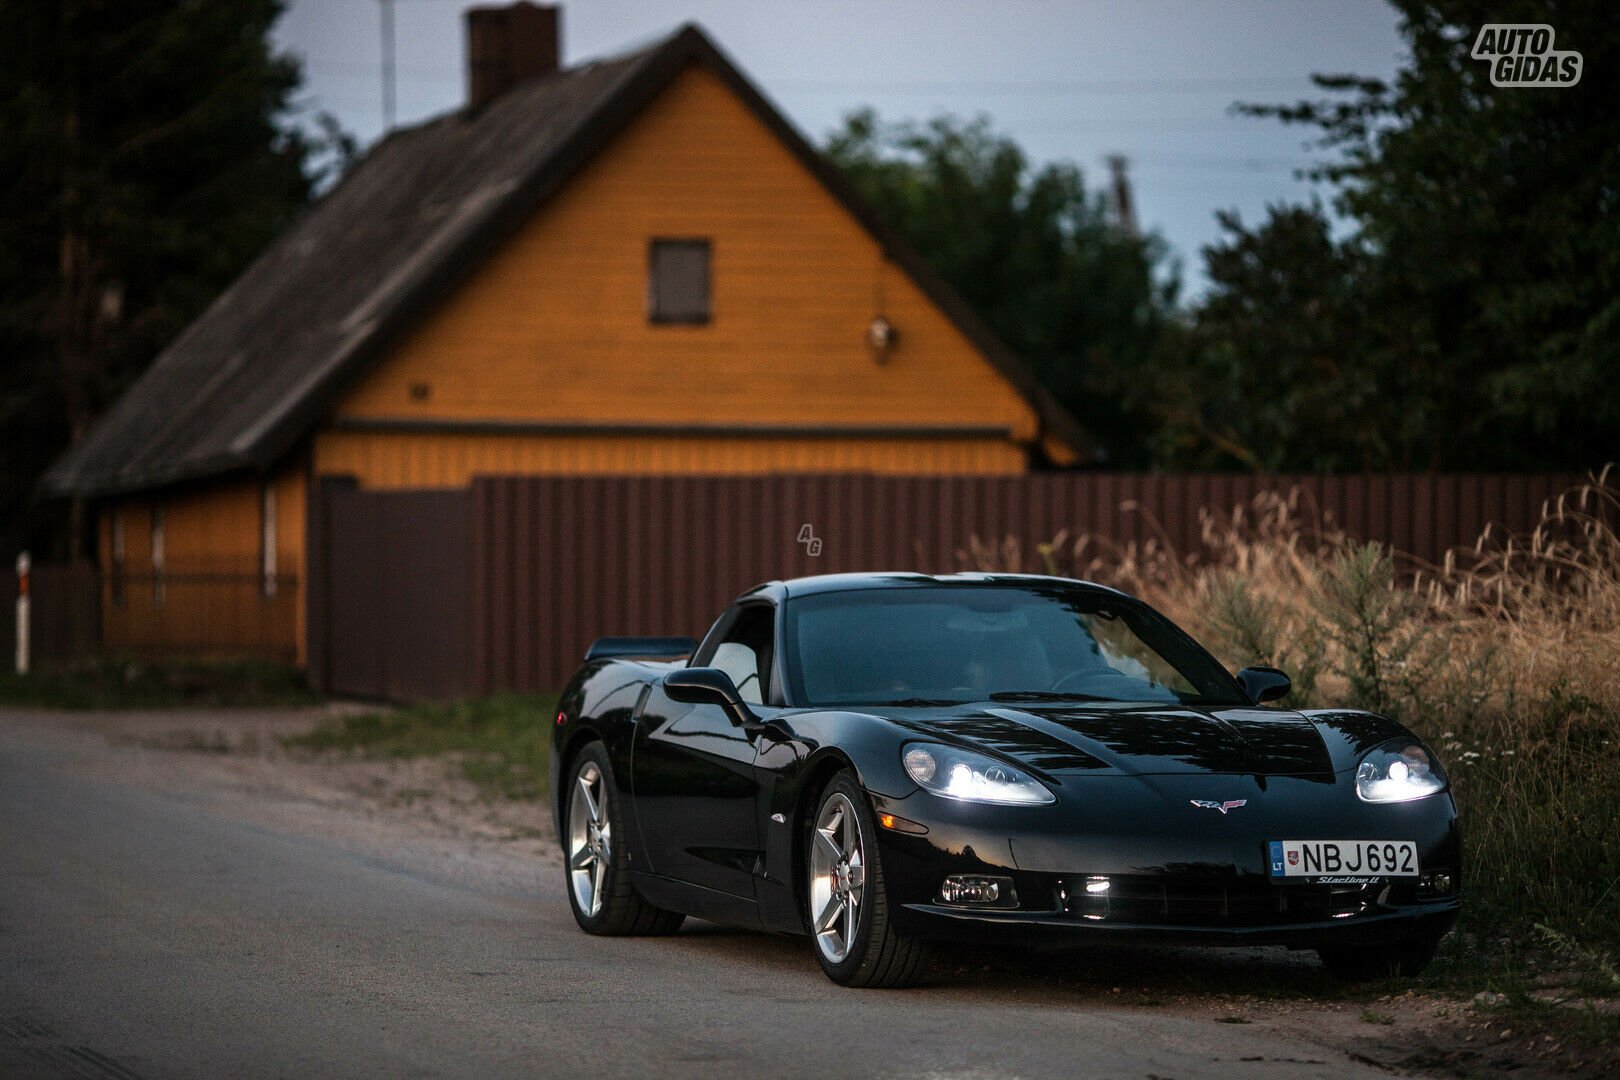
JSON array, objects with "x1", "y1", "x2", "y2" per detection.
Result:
[{"x1": 648, "y1": 239, "x2": 711, "y2": 324}]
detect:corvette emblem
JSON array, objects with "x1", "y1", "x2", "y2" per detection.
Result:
[{"x1": 1190, "y1": 799, "x2": 1248, "y2": 814}]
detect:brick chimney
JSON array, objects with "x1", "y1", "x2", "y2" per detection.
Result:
[{"x1": 466, "y1": 3, "x2": 561, "y2": 110}]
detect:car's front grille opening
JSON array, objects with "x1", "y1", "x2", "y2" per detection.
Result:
[{"x1": 1057, "y1": 875, "x2": 1406, "y2": 927}]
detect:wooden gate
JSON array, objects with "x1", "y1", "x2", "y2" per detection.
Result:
[{"x1": 314, "y1": 484, "x2": 472, "y2": 700}]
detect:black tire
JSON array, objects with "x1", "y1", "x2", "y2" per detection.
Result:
[
  {"x1": 563, "y1": 742, "x2": 684, "y2": 936},
  {"x1": 807, "y1": 772, "x2": 930, "y2": 988},
  {"x1": 1317, "y1": 934, "x2": 1440, "y2": 981}
]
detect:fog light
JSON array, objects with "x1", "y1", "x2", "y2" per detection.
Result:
[
  {"x1": 1070, "y1": 875, "x2": 1111, "y2": 920},
  {"x1": 938, "y1": 874, "x2": 1016, "y2": 907},
  {"x1": 1420, "y1": 870, "x2": 1455, "y2": 895}
]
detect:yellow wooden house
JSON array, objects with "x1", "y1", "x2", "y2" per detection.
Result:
[{"x1": 41, "y1": 3, "x2": 1086, "y2": 665}]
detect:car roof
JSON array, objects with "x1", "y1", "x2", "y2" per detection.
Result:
[{"x1": 751, "y1": 571, "x2": 1130, "y2": 601}]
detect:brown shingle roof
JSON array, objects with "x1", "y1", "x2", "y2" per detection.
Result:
[{"x1": 42, "y1": 25, "x2": 1088, "y2": 497}]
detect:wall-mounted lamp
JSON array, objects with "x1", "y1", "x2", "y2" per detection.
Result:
[{"x1": 867, "y1": 315, "x2": 898, "y2": 362}]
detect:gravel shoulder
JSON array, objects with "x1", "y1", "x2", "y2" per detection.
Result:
[
  {"x1": 1, "y1": 706, "x2": 1610, "y2": 1079},
  {"x1": 17, "y1": 704, "x2": 560, "y2": 894}
]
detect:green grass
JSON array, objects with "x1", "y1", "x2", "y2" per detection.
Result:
[
  {"x1": 1443, "y1": 954, "x2": 1620, "y2": 1048},
  {"x1": 283, "y1": 693, "x2": 558, "y2": 801},
  {"x1": 0, "y1": 655, "x2": 319, "y2": 709},
  {"x1": 1445, "y1": 723, "x2": 1620, "y2": 954}
]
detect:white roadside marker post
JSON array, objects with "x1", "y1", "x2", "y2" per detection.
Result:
[{"x1": 15, "y1": 552, "x2": 29, "y2": 676}]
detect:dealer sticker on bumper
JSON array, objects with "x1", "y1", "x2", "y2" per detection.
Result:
[{"x1": 1269, "y1": 840, "x2": 1419, "y2": 878}]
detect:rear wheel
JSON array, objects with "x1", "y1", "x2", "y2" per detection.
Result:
[
  {"x1": 1317, "y1": 933, "x2": 1440, "y2": 981},
  {"x1": 807, "y1": 772, "x2": 930, "y2": 987},
  {"x1": 564, "y1": 743, "x2": 684, "y2": 936}
]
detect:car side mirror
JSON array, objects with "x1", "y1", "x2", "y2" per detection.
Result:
[
  {"x1": 1236, "y1": 666, "x2": 1292, "y2": 704},
  {"x1": 663, "y1": 667, "x2": 759, "y2": 726}
]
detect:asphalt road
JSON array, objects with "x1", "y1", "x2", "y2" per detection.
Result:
[{"x1": 0, "y1": 716, "x2": 1395, "y2": 1080}]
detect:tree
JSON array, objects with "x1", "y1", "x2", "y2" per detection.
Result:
[
  {"x1": 0, "y1": 1, "x2": 336, "y2": 558},
  {"x1": 1154, "y1": 204, "x2": 1391, "y2": 471},
  {"x1": 825, "y1": 110, "x2": 1179, "y2": 466},
  {"x1": 1227, "y1": 0, "x2": 1620, "y2": 470}
]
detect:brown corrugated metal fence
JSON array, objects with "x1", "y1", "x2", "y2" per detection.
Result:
[{"x1": 314, "y1": 471, "x2": 1588, "y2": 699}]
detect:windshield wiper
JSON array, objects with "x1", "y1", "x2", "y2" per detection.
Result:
[
  {"x1": 988, "y1": 690, "x2": 1109, "y2": 703},
  {"x1": 864, "y1": 697, "x2": 968, "y2": 707}
]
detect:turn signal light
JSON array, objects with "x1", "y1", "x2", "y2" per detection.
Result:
[{"x1": 877, "y1": 811, "x2": 928, "y2": 835}]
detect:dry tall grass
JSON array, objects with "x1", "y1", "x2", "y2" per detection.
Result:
[{"x1": 961, "y1": 467, "x2": 1620, "y2": 951}]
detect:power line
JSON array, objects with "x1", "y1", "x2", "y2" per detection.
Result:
[
  {"x1": 293, "y1": 73, "x2": 1292, "y2": 136},
  {"x1": 300, "y1": 57, "x2": 460, "y2": 80},
  {"x1": 293, "y1": 58, "x2": 1318, "y2": 99},
  {"x1": 378, "y1": 0, "x2": 397, "y2": 131},
  {"x1": 1128, "y1": 158, "x2": 1318, "y2": 174},
  {"x1": 290, "y1": 94, "x2": 1321, "y2": 174},
  {"x1": 771, "y1": 76, "x2": 1314, "y2": 96}
]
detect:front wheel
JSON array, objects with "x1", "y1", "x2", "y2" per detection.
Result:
[
  {"x1": 807, "y1": 772, "x2": 930, "y2": 987},
  {"x1": 564, "y1": 743, "x2": 684, "y2": 936},
  {"x1": 1317, "y1": 933, "x2": 1441, "y2": 981}
]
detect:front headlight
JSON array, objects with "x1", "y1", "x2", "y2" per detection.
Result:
[
  {"x1": 1356, "y1": 741, "x2": 1447, "y2": 803},
  {"x1": 902, "y1": 742, "x2": 1055, "y2": 805}
]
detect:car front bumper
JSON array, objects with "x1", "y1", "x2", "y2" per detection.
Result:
[
  {"x1": 868, "y1": 770, "x2": 1461, "y2": 950},
  {"x1": 897, "y1": 898, "x2": 1460, "y2": 949}
]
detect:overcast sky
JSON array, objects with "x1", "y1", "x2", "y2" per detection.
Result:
[{"x1": 274, "y1": 0, "x2": 1406, "y2": 297}]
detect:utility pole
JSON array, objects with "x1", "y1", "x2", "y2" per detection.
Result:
[
  {"x1": 379, "y1": 0, "x2": 397, "y2": 131},
  {"x1": 1106, "y1": 155, "x2": 1139, "y2": 238}
]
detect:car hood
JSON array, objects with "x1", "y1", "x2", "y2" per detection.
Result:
[{"x1": 893, "y1": 701, "x2": 1336, "y2": 777}]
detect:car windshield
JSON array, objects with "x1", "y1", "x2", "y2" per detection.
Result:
[{"x1": 782, "y1": 582, "x2": 1247, "y2": 708}]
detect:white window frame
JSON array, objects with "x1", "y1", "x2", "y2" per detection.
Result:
[
  {"x1": 150, "y1": 505, "x2": 166, "y2": 608},
  {"x1": 110, "y1": 509, "x2": 126, "y2": 605},
  {"x1": 261, "y1": 482, "x2": 278, "y2": 598}
]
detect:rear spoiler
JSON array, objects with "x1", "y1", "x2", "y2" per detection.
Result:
[{"x1": 585, "y1": 636, "x2": 699, "y2": 662}]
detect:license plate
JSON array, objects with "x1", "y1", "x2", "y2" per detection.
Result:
[{"x1": 1269, "y1": 840, "x2": 1418, "y2": 879}]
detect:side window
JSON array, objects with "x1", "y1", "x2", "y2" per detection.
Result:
[
  {"x1": 648, "y1": 239, "x2": 711, "y2": 324},
  {"x1": 708, "y1": 605, "x2": 774, "y2": 705}
]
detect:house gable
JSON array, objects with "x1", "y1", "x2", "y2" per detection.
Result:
[
  {"x1": 43, "y1": 24, "x2": 1085, "y2": 500},
  {"x1": 331, "y1": 64, "x2": 1038, "y2": 456}
]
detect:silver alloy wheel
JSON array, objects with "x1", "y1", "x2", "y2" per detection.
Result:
[
  {"x1": 568, "y1": 760, "x2": 611, "y2": 918},
  {"x1": 809, "y1": 791, "x2": 866, "y2": 964}
]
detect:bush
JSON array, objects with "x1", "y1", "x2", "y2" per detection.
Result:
[{"x1": 1311, "y1": 541, "x2": 1428, "y2": 715}]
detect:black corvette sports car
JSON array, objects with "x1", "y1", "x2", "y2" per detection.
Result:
[{"x1": 550, "y1": 573, "x2": 1459, "y2": 988}]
